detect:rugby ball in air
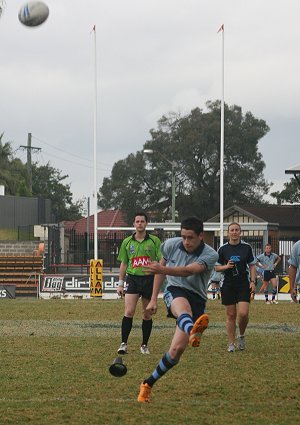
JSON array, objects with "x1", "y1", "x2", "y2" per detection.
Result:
[{"x1": 18, "y1": 1, "x2": 49, "y2": 27}]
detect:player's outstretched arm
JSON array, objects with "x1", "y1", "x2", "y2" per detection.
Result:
[
  {"x1": 289, "y1": 264, "x2": 298, "y2": 303},
  {"x1": 145, "y1": 261, "x2": 205, "y2": 277}
]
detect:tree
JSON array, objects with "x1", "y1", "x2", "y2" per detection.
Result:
[
  {"x1": 0, "y1": 133, "x2": 83, "y2": 221},
  {"x1": 100, "y1": 152, "x2": 150, "y2": 223},
  {"x1": 271, "y1": 178, "x2": 300, "y2": 204},
  {"x1": 32, "y1": 162, "x2": 82, "y2": 221},
  {"x1": 0, "y1": 133, "x2": 30, "y2": 195},
  {"x1": 99, "y1": 101, "x2": 271, "y2": 221}
]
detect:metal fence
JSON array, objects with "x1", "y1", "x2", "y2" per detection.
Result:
[
  {"x1": 66, "y1": 231, "x2": 130, "y2": 268},
  {"x1": 45, "y1": 231, "x2": 299, "y2": 274},
  {"x1": 214, "y1": 235, "x2": 298, "y2": 274},
  {"x1": 214, "y1": 236, "x2": 264, "y2": 257}
]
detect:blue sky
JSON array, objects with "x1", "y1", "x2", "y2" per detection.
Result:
[{"x1": 0, "y1": 0, "x2": 299, "y2": 203}]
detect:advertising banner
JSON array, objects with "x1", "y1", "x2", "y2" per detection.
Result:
[
  {"x1": 39, "y1": 273, "x2": 119, "y2": 299},
  {"x1": 0, "y1": 285, "x2": 16, "y2": 299}
]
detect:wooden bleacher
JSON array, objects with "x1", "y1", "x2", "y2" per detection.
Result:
[{"x1": 0, "y1": 255, "x2": 44, "y2": 297}]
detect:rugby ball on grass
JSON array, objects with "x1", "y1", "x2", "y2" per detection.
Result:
[{"x1": 18, "y1": 1, "x2": 49, "y2": 27}]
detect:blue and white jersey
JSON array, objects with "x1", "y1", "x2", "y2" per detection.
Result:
[
  {"x1": 256, "y1": 252, "x2": 279, "y2": 271},
  {"x1": 161, "y1": 237, "x2": 218, "y2": 301},
  {"x1": 288, "y1": 240, "x2": 300, "y2": 270},
  {"x1": 210, "y1": 269, "x2": 222, "y2": 283}
]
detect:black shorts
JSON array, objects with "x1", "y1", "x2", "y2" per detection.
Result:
[
  {"x1": 221, "y1": 281, "x2": 251, "y2": 305},
  {"x1": 163, "y1": 285, "x2": 206, "y2": 322},
  {"x1": 263, "y1": 270, "x2": 276, "y2": 282},
  {"x1": 125, "y1": 274, "x2": 154, "y2": 300}
]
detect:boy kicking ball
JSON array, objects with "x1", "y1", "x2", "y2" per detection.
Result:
[{"x1": 137, "y1": 217, "x2": 218, "y2": 402}]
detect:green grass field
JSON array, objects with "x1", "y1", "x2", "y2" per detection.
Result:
[{"x1": 0, "y1": 298, "x2": 299, "y2": 425}]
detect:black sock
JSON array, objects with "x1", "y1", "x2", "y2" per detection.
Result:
[
  {"x1": 121, "y1": 316, "x2": 133, "y2": 343},
  {"x1": 142, "y1": 319, "x2": 153, "y2": 346}
]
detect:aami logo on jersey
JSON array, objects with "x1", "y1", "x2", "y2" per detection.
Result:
[
  {"x1": 230, "y1": 255, "x2": 241, "y2": 262},
  {"x1": 132, "y1": 256, "x2": 151, "y2": 268}
]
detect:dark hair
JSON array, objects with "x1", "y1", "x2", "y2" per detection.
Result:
[
  {"x1": 181, "y1": 217, "x2": 203, "y2": 235},
  {"x1": 134, "y1": 212, "x2": 148, "y2": 222}
]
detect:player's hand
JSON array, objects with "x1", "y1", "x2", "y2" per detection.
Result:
[
  {"x1": 250, "y1": 281, "x2": 256, "y2": 300},
  {"x1": 227, "y1": 260, "x2": 234, "y2": 269},
  {"x1": 146, "y1": 299, "x2": 158, "y2": 315},
  {"x1": 117, "y1": 285, "x2": 124, "y2": 298},
  {"x1": 144, "y1": 261, "x2": 162, "y2": 274},
  {"x1": 290, "y1": 289, "x2": 297, "y2": 303}
]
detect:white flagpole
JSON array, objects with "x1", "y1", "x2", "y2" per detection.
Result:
[
  {"x1": 92, "y1": 25, "x2": 98, "y2": 260},
  {"x1": 219, "y1": 24, "x2": 224, "y2": 247}
]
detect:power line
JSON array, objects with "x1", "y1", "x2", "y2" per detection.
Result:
[
  {"x1": 32, "y1": 135, "x2": 113, "y2": 168},
  {"x1": 36, "y1": 149, "x2": 112, "y2": 173}
]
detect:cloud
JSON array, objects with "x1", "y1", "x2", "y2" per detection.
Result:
[{"x1": 0, "y1": 0, "x2": 299, "y2": 202}]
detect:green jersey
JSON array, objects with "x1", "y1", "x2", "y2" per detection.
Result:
[{"x1": 117, "y1": 232, "x2": 162, "y2": 276}]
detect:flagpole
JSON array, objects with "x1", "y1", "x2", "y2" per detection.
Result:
[
  {"x1": 92, "y1": 25, "x2": 98, "y2": 260},
  {"x1": 219, "y1": 24, "x2": 224, "y2": 247}
]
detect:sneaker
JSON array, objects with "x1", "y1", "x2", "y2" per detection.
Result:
[
  {"x1": 189, "y1": 313, "x2": 209, "y2": 347},
  {"x1": 140, "y1": 345, "x2": 150, "y2": 355},
  {"x1": 227, "y1": 343, "x2": 235, "y2": 352},
  {"x1": 237, "y1": 335, "x2": 245, "y2": 350},
  {"x1": 265, "y1": 300, "x2": 270, "y2": 305},
  {"x1": 271, "y1": 300, "x2": 278, "y2": 305},
  {"x1": 137, "y1": 382, "x2": 152, "y2": 402},
  {"x1": 117, "y1": 342, "x2": 128, "y2": 355}
]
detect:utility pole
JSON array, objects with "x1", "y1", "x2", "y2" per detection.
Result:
[{"x1": 20, "y1": 133, "x2": 41, "y2": 193}]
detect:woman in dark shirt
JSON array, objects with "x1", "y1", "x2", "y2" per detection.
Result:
[{"x1": 216, "y1": 222, "x2": 256, "y2": 352}]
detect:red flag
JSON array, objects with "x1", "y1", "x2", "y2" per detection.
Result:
[{"x1": 217, "y1": 24, "x2": 224, "y2": 33}]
